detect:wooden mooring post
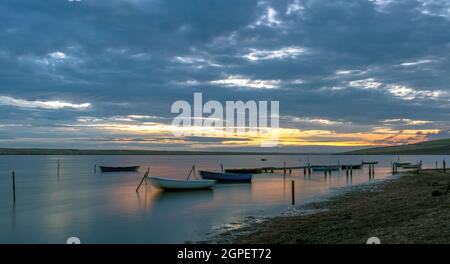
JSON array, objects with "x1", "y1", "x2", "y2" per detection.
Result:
[
  {"x1": 136, "y1": 168, "x2": 150, "y2": 193},
  {"x1": 94, "y1": 164, "x2": 97, "y2": 174},
  {"x1": 291, "y1": 180, "x2": 295, "y2": 205},
  {"x1": 444, "y1": 160, "x2": 447, "y2": 173},
  {"x1": 12, "y1": 171, "x2": 16, "y2": 204},
  {"x1": 369, "y1": 164, "x2": 375, "y2": 179},
  {"x1": 57, "y1": 160, "x2": 60, "y2": 177}
]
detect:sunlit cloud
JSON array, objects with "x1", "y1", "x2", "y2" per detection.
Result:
[
  {"x1": 61, "y1": 115, "x2": 440, "y2": 148},
  {"x1": 286, "y1": 0, "x2": 305, "y2": 15},
  {"x1": 289, "y1": 116, "x2": 346, "y2": 126},
  {"x1": 243, "y1": 46, "x2": 305, "y2": 61},
  {"x1": 348, "y1": 78, "x2": 448, "y2": 100},
  {"x1": 0, "y1": 96, "x2": 91, "y2": 110},
  {"x1": 48, "y1": 51, "x2": 67, "y2": 60},
  {"x1": 210, "y1": 75, "x2": 280, "y2": 89},
  {"x1": 382, "y1": 118, "x2": 433, "y2": 125},
  {"x1": 18, "y1": 50, "x2": 82, "y2": 67},
  {"x1": 387, "y1": 85, "x2": 445, "y2": 100},
  {"x1": 369, "y1": 0, "x2": 395, "y2": 12},
  {"x1": 399, "y1": 59, "x2": 433, "y2": 67},
  {"x1": 250, "y1": 7, "x2": 282, "y2": 28},
  {"x1": 173, "y1": 55, "x2": 222, "y2": 68},
  {"x1": 335, "y1": 69, "x2": 371, "y2": 76},
  {"x1": 173, "y1": 80, "x2": 200, "y2": 86},
  {"x1": 349, "y1": 78, "x2": 383, "y2": 90},
  {"x1": 416, "y1": 0, "x2": 450, "y2": 19}
]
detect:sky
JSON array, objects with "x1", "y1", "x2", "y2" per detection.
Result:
[{"x1": 0, "y1": 0, "x2": 450, "y2": 152}]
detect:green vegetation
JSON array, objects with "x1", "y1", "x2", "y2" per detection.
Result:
[{"x1": 341, "y1": 139, "x2": 450, "y2": 155}]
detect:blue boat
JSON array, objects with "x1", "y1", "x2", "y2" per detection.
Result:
[{"x1": 199, "y1": 171, "x2": 252, "y2": 182}]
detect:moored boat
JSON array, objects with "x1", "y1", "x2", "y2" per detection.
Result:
[
  {"x1": 341, "y1": 164, "x2": 363, "y2": 169},
  {"x1": 148, "y1": 177, "x2": 216, "y2": 191},
  {"x1": 362, "y1": 161, "x2": 378, "y2": 165},
  {"x1": 311, "y1": 165, "x2": 341, "y2": 171},
  {"x1": 399, "y1": 164, "x2": 420, "y2": 169},
  {"x1": 199, "y1": 171, "x2": 252, "y2": 182},
  {"x1": 225, "y1": 168, "x2": 263, "y2": 174},
  {"x1": 100, "y1": 166, "x2": 140, "y2": 172}
]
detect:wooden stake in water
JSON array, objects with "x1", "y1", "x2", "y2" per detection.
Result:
[
  {"x1": 187, "y1": 165, "x2": 196, "y2": 180},
  {"x1": 12, "y1": 171, "x2": 16, "y2": 204},
  {"x1": 136, "y1": 168, "x2": 150, "y2": 193},
  {"x1": 57, "y1": 160, "x2": 60, "y2": 177},
  {"x1": 444, "y1": 160, "x2": 446, "y2": 173},
  {"x1": 220, "y1": 164, "x2": 224, "y2": 172},
  {"x1": 291, "y1": 180, "x2": 295, "y2": 205},
  {"x1": 94, "y1": 164, "x2": 97, "y2": 174}
]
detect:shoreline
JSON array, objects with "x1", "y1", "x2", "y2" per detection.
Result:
[
  {"x1": 0, "y1": 148, "x2": 321, "y2": 156},
  {"x1": 218, "y1": 169, "x2": 450, "y2": 244}
]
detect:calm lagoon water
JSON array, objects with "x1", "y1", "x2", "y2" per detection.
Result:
[{"x1": 0, "y1": 154, "x2": 448, "y2": 243}]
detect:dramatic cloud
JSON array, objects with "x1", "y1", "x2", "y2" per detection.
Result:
[
  {"x1": 243, "y1": 47, "x2": 305, "y2": 61},
  {"x1": 250, "y1": 6, "x2": 282, "y2": 28},
  {"x1": 349, "y1": 79, "x2": 448, "y2": 101},
  {"x1": 0, "y1": 96, "x2": 91, "y2": 110},
  {"x1": 399, "y1": 59, "x2": 434, "y2": 67},
  {"x1": 1, "y1": 0, "x2": 450, "y2": 151},
  {"x1": 210, "y1": 75, "x2": 281, "y2": 89}
]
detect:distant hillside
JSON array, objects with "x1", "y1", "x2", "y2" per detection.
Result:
[
  {"x1": 0, "y1": 148, "x2": 307, "y2": 156},
  {"x1": 342, "y1": 139, "x2": 450, "y2": 155}
]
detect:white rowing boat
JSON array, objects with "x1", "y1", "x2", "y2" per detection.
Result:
[{"x1": 148, "y1": 177, "x2": 216, "y2": 191}]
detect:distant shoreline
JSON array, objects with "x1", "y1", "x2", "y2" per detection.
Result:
[
  {"x1": 340, "y1": 138, "x2": 450, "y2": 155},
  {"x1": 0, "y1": 148, "x2": 449, "y2": 156},
  {"x1": 0, "y1": 148, "x2": 325, "y2": 156}
]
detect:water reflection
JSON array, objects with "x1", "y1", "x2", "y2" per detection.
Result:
[{"x1": 0, "y1": 154, "x2": 447, "y2": 243}]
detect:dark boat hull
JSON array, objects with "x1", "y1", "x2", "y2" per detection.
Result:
[
  {"x1": 311, "y1": 165, "x2": 340, "y2": 171},
  {"x1": 99, "y1": 166, "x2": 140, "y2": 172},
  {"x1": 225, "y1": 168, "x2": 263, "y2": 174},
  {"x1": 199, "y1": 171, "x2": 252, "y2": 182},
  {"x1": 362, "y1": 161, "x2": 378, "y2": 165},
  {"x1": 341, "y1": 165, "x2": 362, "y2": 169}
]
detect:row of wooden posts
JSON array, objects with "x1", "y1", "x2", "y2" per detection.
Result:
[
  {"x1": 10, "y1": 160, "x2": 61, "y2": 205},
  {"x1": 8, "y1": 159, "x2": 449, "y2": 205}
]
